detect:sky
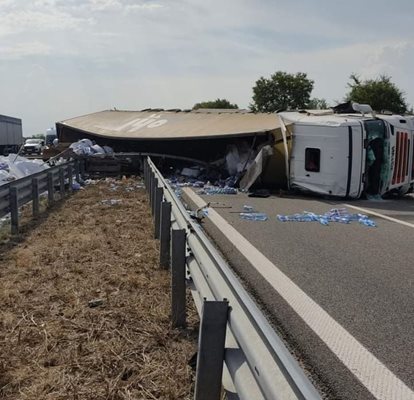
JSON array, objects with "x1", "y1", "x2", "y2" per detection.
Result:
[{"x1": 1, "y1": 0, "x2": 414, "y2": 136}]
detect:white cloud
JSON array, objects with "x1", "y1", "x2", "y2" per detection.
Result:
[
  {"x1": 0, "y1": 41, "x2": 51, "y2": 59},
  {"x1": 125, "y1": 3, "x2": 164, "y2": 12},
  {"x1": 0, "y1": 0, "x2": 14, "y2": 7},
  {"x1": 0, "y1": 8, "x2": 93, "y2": 37},
  {"x1": 87, "y1": 0, "x2": 123, "y2": 11}
]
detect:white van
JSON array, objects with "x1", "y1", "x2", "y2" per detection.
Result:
[{"x1": 279, "y1": 109, "x2": 414, "y2": 198}]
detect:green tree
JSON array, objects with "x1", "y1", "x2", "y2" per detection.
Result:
[
  {"x1": 250, "y1": 71, "x2": 314, "y2": 112},
  {"x1": 346, "y1": 74, "x2": 408, "y2": 114},
  {"x1": 31, "y1": 134, "x2": 45, "y2": 140},
  {"x1": 307, "y1": 98, "x2": 328, "y2": 109},
  {"x1": 193, "y1": 98, "x2": 238, "y2": 110}
]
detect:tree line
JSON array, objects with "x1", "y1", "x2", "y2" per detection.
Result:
[{"x1": 193, "y1": 72, "x2": 410, "y2": 115}]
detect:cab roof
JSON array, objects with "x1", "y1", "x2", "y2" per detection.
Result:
[{"x1": 279, "y1": 111, "x2": 413, "y2": 128}]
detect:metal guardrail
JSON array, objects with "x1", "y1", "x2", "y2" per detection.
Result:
[
  {"x1": 144, "y1": 157, "x2": 322, "y2": 400},
  {"x1": 0, "y1": 159, "x2": 84, "y2": 234}
]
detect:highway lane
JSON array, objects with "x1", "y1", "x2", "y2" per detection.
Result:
[
  {"x1": 183, "y1": 189, "x2": 414, "y2": 400},
  {"x1": 346, "y1": 193, "x2": 414, "y2": 225}
]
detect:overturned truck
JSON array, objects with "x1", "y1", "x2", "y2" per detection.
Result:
[
  {"x1": 278, "y1": 105, "x2": 414, "y2": 198},
  {"x1": 56, "y1": 106, "x2": 414, "y2": 198}
]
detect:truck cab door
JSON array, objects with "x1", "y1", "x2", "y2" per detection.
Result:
[{"x1": 290, "y1": 124, "x2": 360, "y2": 197}]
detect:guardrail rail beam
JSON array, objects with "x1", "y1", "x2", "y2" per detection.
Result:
[{"x1": 145, "y1": 156, "x2": 322, "y2": 400}]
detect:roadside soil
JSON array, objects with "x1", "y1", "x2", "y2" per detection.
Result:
[{"x1": 0, "y1": 178, "x2": 198, "y2": 400}]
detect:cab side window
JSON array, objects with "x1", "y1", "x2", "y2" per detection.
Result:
[{"x1": 305, "y1": 148, "x2": 320, "y2": 172}]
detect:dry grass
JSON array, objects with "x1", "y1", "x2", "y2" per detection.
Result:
[{"x1": 0, "y1": 178, "x2": 198, "y2": 399}]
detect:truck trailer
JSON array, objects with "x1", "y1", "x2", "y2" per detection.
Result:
[
  {"x1": 0, "y1": 114, "x2": 23, "y2": 155},
  {"x1": 278, "y1": 106, "x2": 414, "y2": 198}
]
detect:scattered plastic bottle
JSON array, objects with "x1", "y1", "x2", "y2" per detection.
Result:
[
  {"x1": 318, "y1": 217, "x2": 329, "y2": 225},
  {"x1": 243, "y1": 205, "x2": 254, "y2": 212},
  {"x1": 240, "y1": 212, "x2": 268, "y2": 221},
  {"x1": 276, "y1": 208, "x2": 376, "y2": 227},
  {"x1": 330, "y1": 216, "x2": 351, "y2": 224},
  {"x1": 199, "y1": 187, "x2": 238, "y2": 195},
  {"x1": 358, "y1": 217, "x2": 376, "y2": 227},
  {"x1": 303, "y1": 211, "x2": 319, "y2": 221},
  {"x1": 193, "y1": 181, "x2": 205, "y2": 188},
  {"x1": 292, "y1": 214, "x2": 314, "y2": 222},
  {"x1": 328, "y1": 208, "x2": 348, "y2": 217}
]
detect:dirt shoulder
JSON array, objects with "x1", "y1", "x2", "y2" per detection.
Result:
[{"x1": 0, "y1": 178, "x2": 197, "y2": 400}]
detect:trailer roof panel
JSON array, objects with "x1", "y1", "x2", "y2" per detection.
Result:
[{"x1": 58, "y1": 110, "x2": 280, "y2": 140}]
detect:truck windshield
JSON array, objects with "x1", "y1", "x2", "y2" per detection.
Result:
[
  {"x1": 364, "y1": 120, "x2": 389, "y2": 196},
  {"x1": 25, "y1": 139, "x2": 40, "y2": 144}
]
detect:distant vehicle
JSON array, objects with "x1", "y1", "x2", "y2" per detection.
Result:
[
  {"x1": 0, "y1": 114, "x2": 23, "y2": 155},
  {"x1": 278, "y1": 104, "x2": 414, "y2": 198},
  {"x1": 22, "y1": 138, "x2": 44, "y2": 155}
]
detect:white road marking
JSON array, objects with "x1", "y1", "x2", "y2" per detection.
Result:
[
  {"x1": 184, "y1": 188, "x2": 414, "y2": 400},
  {"x1": 343, "y1": 203, "x2": 414, "y2": 229}
]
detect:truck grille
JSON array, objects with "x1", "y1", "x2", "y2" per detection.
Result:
[{"x1": 392, "y1": 131, "x2": 410, "y2": 185}]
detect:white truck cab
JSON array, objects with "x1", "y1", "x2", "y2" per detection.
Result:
[{"x1": 279, "y1": 109, "x2": 414, "y2": 198}]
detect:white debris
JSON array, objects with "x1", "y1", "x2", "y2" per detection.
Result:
[
  {"x1": 91, "y1": 144, "x2": 105, "y2": 154},
  {"x1": 225, "y1": 143, "x2": 254, "y2": 175},
  {"x1": 70, "y1": 139, "x2": 114, "y2": 157},
  {"x1": 101, "y1": 199, "x2": 122, "y2": 206},
  {"x1": 181, "y1": 167, "x2": 201, "y2": 178},
  {"x1": 0, "y1": 154, "x2": 49, "y2": 186}
]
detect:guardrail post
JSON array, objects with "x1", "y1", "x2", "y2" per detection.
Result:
[
  {"x1": 160, "y1": 201, "x2": 172, "y2": 268},
  {"x1": 150, "y1": 175, "x2": 155, "y2": 213},
  {"x1": 194, "y1": 300, "x2": 229, "y2": 400},
  {"x1": 149, "y1": 172, "x2": 154, "y2": 205},
  {"x1": 10, "y1": 186, "x2": 19, "y2": 235},
  {"x1": 152, "y1": 178, "x2": 159, "y2": 217},
  {"x1": 147, "y1": 161, "x2": 151, "y2": 190},
  {"x1": 145, "y1": 161, "x2": 149, "y2": 190},
  {"x1": 75, "y1": 159, "x2": 80, "y2": 182},
  {"x1": 59, "y1": 167, "x2": 65, "y2": 198},
  {"x1": 32, "y1": 177, "x2": 40, "y2": 218},
  {"x1": 171, "y1": 229, "x2": 186, "y2": 327},
  {"x1": 146, "y1": 160, "x2": 150, "y2": 189},
  {"x1": 68, "y1": 165, "x2": 73, "y2": 192},
  {"x1": 143, "y1": 159, "x2": 148, "y2": 189},
  {"x1": 47, "y1": 172, "x2": 54, "y2": 205},
  {"x1": 154, "y1": 187, "x2": 163, "y2": 239}
]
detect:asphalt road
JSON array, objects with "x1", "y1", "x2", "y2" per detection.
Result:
[{"x1": 184, "y1": 190, "x2": 414, "y2": 400}]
